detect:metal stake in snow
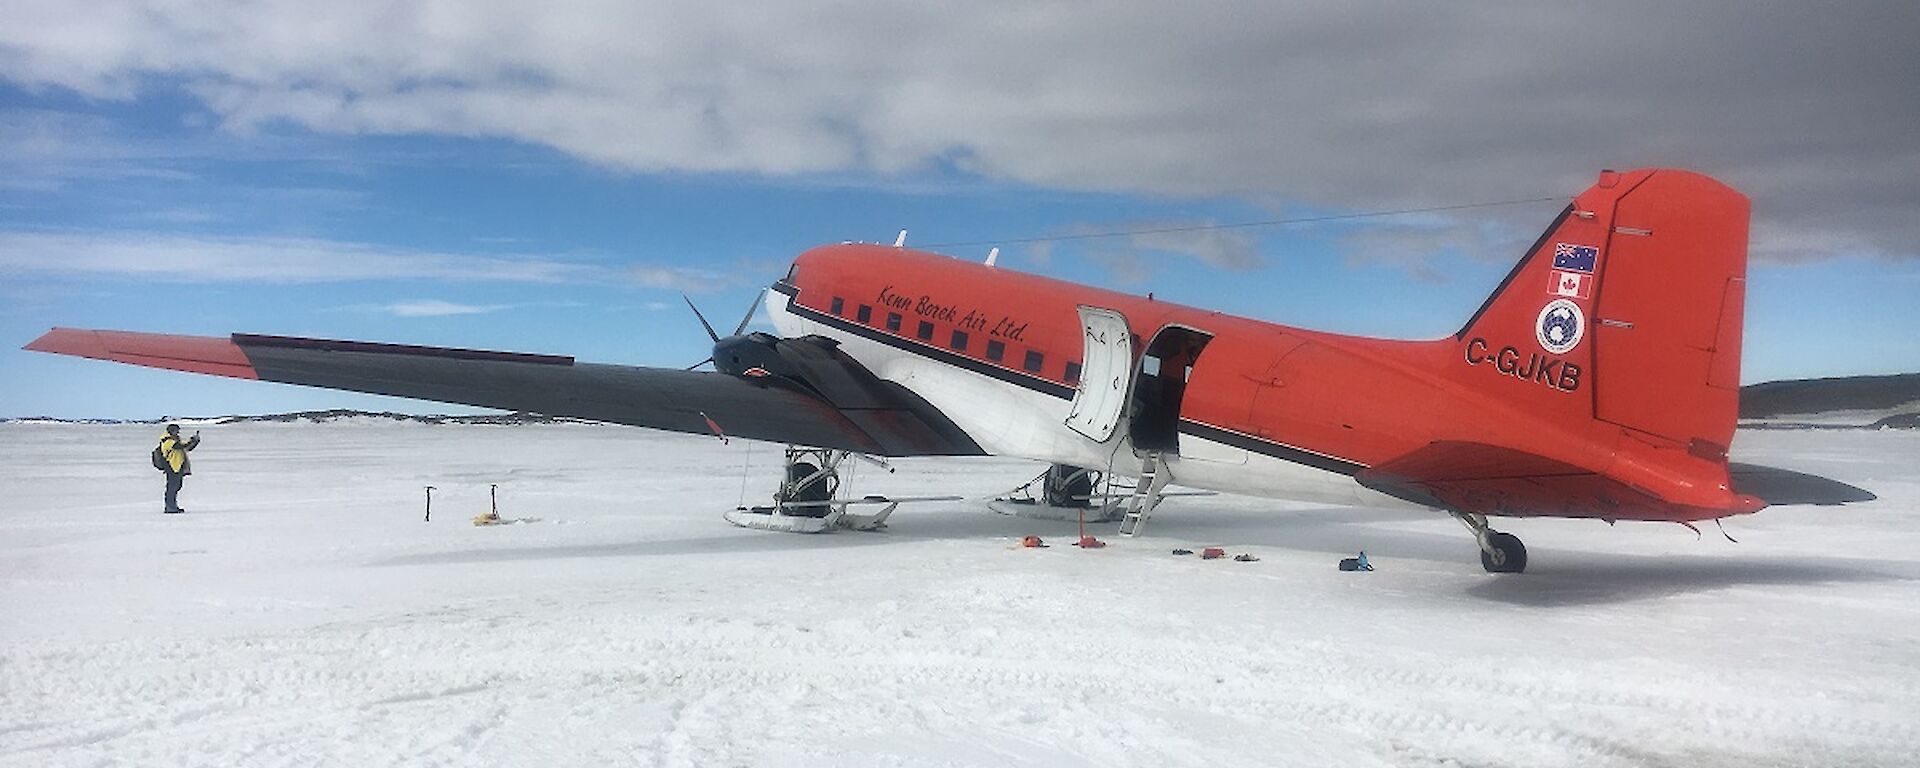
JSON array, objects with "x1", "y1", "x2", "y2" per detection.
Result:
[
  {"x1": 473, "y1": 483, "x2": 503, "y2": 526},
  {"x1": 424, "y1": 486, "x2": 435, "y2": 522}
]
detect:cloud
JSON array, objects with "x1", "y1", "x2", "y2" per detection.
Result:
[
  {"x1": 1128, "y1": 226, "x2": 1262, "y2": 271},
  {"x1": 332, "y1": 298, "x2": 591, "y2": 317},
  {"x1": 0, "y1": 109, "x2": 198, "y2": 191},
  {"x1": 629, "y1": 264, "x2": 752, "y2": 293},
  {"x1": 2, "y1": 2, "x2": 1914, "y2": 262},
  {"x1": 0, "y1": 230, "x2": 605, "y2": 283},
  {"x1": 373, "y1": 299, "x2": 507, "y2": 317},
  {"x1": 1003, "y1": 219, "x2": 1263, "y2": 283},
  {"x1": 1337, "y1": 211, "x2": 1546, "y2": 284}
]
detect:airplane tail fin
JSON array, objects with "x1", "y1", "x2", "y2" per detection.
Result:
[{"x1": 1453, "y1": 168, "x2": 1750, "y2": 460}]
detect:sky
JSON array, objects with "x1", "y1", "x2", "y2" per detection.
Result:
[{"x1": 2, "y1": 1, "x2": 1917, "y2": 419}]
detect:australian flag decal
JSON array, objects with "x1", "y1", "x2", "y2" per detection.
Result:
[{"x1": 1553, "y1": 243, "x2": 1598, "y2": 273}]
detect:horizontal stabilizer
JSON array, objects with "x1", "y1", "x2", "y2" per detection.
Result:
[
  {"x1": 1728, "y1": 463, "x2": 1876, "y2": 506},
  {"x1": 1357, "y1": 441, "x2": 1768, "y2": 522}
]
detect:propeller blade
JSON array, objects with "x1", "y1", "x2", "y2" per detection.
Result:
[
  {"x1": 731, "y1": 290, "x2": 765, "y2": 336},
  {"x1": 684, "y1": 357, "x2": 714, "y2": 371},
  {"x1": 682, "y1": 294, "x2": 720, "y2": 342}
]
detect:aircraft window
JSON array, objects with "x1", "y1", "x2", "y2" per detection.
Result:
[
  {"x1": 857, "y1": 304, "x2": 872, "y2": 323},
  {"x1": 1064, "y1": 361, "x2": 1082, "y2": 385},
  {"x1": 886, "y1": 312, "x2": 902, "y2": 332},
  {"x1": 917, "y1": 320, "x2": 934, "y2": 341},
  {"x1": 1023, "y1": 350, "x2": 1044, "y2": 373},
  {"x1": 831, "y1": 297, "x2": 845, "y2": 316},
  {"x1": 950, "y1": 330, "x2": 969, "y2": 351},
  {"x1": 987, "y1": 340, "x2": 1005, "y2": 361}
]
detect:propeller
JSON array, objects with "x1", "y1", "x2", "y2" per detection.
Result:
[
  {"x1": 682, "y1": 291, "x2": 766, "y2": 371},
  {"x1": 685, "y1": 294, "x2": 721, "y2": 343}
]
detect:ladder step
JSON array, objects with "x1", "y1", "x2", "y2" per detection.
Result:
[{"x1": 1117, "y1": 452, "x2": 1167, "y2": 537}]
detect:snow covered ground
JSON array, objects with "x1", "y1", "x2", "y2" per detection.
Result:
[{"x1": 2, "y1": 421, "x2": 1917, "y2": 767}]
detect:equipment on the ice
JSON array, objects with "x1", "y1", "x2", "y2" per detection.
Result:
[
  {"x1": 1019, "y1": 535, "x2": 1048, "y2": 548},
  {"x1": 1174, "y1": 547, "x2": 1255, "y2": 561},
  {"x1": 472, "y1": 483, "x2": 503, "y2": 526},
  {"x1": 423, "y1": 486, "x2": 435, "y2": 522},
  {"x1": 1339, "y1": 551, "x2": 1374, "y2": 571}
]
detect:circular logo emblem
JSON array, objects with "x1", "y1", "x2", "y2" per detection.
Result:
[{"x1": 1536, "y1": 299, "x2": 1584, "y2": 355}]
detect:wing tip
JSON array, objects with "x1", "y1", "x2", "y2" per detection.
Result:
[
  {"x1": 21, "y1": 327, "x2": 259, "y2": 380},
  {"x1": 23, "y1": 327, "x2": 105, "y2": 357}
]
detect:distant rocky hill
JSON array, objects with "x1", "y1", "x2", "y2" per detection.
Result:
[
  {"x1": 1740, "y1": 373, "x2": 1920, "y2": 417},
  {"x1": 1738, "y1": 372, "x2": 1920, "y2": 429}
]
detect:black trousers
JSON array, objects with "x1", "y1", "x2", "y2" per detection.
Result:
[{"x1": 164, "y1": 472, "x2": 185, "y2": 511}]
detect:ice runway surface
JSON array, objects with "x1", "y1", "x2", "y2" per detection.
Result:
[{"x1": 2, "y1": 421, "x2": 1917, "y2": 767}]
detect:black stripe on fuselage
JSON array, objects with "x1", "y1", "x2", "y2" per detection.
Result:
[
  {"x1": 1175, "y1": 419, "x2": 1365, "y2": 476},
  {"x1": 773, "y1": 280, "x2": 1367, "y2": 476}
]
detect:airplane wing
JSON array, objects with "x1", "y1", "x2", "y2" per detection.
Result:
[
  {"x1": 22, "y1": 328, "x2": 983, "y2": 457},
  {"x1": 1355, "y1": 441, "x2": 1874, "y2": 522}
]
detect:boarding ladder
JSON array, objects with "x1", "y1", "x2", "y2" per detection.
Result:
[{"x1": 1116, "y1": 452, "x2": 1171, "y2": 537}]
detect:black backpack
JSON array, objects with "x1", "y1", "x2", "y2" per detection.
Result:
[{"x1": 152, "y1": 444, "x2": 169, "y2": 472}]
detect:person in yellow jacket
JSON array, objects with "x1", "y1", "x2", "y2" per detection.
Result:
[{"x1": 157, "y1": 424, "x2": 201, "y2": 514}]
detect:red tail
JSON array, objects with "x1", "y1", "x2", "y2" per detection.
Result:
[{"x1": 1455, "y1": 169, "x2": 1749, "y2": 459}]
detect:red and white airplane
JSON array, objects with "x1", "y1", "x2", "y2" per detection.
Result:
[{"x1": 24, "y1": 168, "x2": 1873, "y2": 572}]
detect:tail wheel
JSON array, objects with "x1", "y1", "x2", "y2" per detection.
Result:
[{"x1": 1480, "y1": 532, "x2": 1528, "y2": 574}]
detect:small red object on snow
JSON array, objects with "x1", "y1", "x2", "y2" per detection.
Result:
[
  {"x1": 1077, "y1": 535, "x2": 1106, "y2": 549},
  {"x1": 1020, "y1": 535, "x2": 1048, "y2": 548},
  {"x1": 1201, "y1": 547, "x2": 1227, "y2": 560}
]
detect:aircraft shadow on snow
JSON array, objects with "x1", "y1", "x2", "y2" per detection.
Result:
[
  {"x1": 1460, "y1": 557, "x2": 1904, "y2": 608},
  {"x1": 374, "y1": 497, "x2": 1911, "y2": 608},
  {"x1": 1161, "y1": 503, "x2": 1908, "y2": 607}
]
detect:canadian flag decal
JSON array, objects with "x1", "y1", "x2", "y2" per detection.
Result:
[{"x1": 1551, "y1": 270, "x2": 1591, "y2": 299}]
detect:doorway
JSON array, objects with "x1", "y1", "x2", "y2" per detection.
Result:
[{"x1": 1128, "y1": 326, "x2": 1212, "y2": 455}]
